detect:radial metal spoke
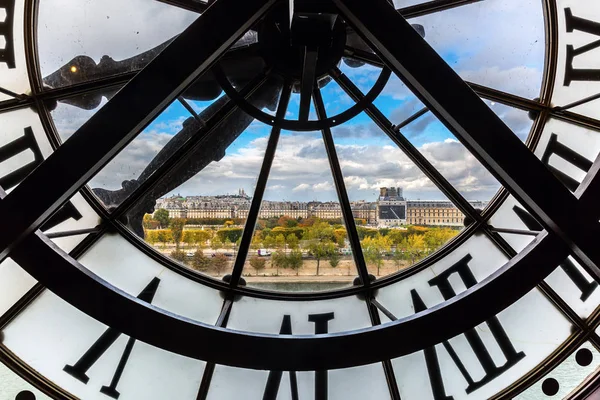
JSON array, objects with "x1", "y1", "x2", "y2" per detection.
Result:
[
  {"x1": 343, "y1": 46, "x2": 546, "y2": 114},
  {"x1": 313, "y1": 88, "x2": 371, "y2": 286},
  {"x1": 334, "y1": 0, "x2": 600, "y2": 280},
  {"x1": 0, "y1": 86, "x2": 26, "y2": 99},
  {"x1": 178, "y1": 96, "x2": 202, "y2": 121},
  {"x1": 552, "y1": 110, "x2": 600, "y2": 133},
  {"x1": 469, "y1": 82, "x2": 544, "y2": 112},
  {"x1": 480, "y1": 221, "x2": 588, "y2": 330},
  {"x1": 0, "y1": 216, "x2": 108, "y2": 330},
  {"x1": 488, "y1": 227, "x2": 541, "y2": 237},
  {"x1": 195, "y1": 299, "x2": 233, "y2": 400},
  {"x1": 112, "y1": 71, "x2": 271, "y2": 219},
  {"x1": 393, "y1": 107, "x2": 428, "y2": 131},
  {"x1": 365, "y1": 297, "x2": 402, "y2": 400},
  {"x1": 554, "y1": 92, "x2": 600, "y2": 111},
  {"x1": 331, "y1": 68, "x2": 481, "y2": 222},
  {"x1": 45, "y1": 227, "x2": 102, "y2": 239},
  {"x1": 228, "y1": 82, "x2": 292, "y2": 288},
  {"x1": 398, "y1": 0, "x2": 484, "y2": 19},
  {"x1": 343, "y1": 46, "x2": 384, "y2": 68},
  {"x1": 299, "y1": 47, "x2": 319, "y2": 122},
  {"x1": 0, "y1": 0, "x2": 277, "y2": 260}
]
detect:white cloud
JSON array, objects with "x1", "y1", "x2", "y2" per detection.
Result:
[
  {"x1": 292, "y1": 183, "x2": 311, "y2": 192},
  {"x1": 41, "y1": 0, "x2": 541, "y2": 205},
  {"x1": 313, "y1": 181, "x2": 333, "y2": 191}
]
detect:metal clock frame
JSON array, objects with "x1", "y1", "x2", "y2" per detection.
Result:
[{"x1": 0, "y1": 0, "x2": 599, "y2": 398}]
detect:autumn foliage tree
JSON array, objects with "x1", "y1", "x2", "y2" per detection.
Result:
[
  {"x1": 212, "y1": 253, "x2": 228, "y2": 276},
  {"x1": 169, "y1": 218, "x2": 186, "y2": 250},
  {"x1": 192, "y1": 250, "x2": 211, "y2": 271},
  {"x1": 288, "y1": 249, "x2": 303, "y2": 275},
  {"x1": 249, "y1": 256, "x2": 266, "y2": 276}
]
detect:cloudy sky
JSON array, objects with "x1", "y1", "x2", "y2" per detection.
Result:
[{"x1": 41, "y1": 0, "x2": 543, "y2": 204}]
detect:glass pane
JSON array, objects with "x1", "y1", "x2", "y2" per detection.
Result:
[
  {"x1": 0, "y1": 258, "x2": 37, "y2": 318},
  {"x1": 77, "y1": 234, "x2": 223, "y2": 324},
  {"x1": 88, "y1": 99, "x2": 194, "y2": 208},
  {"x1": 51, "y1": 89, "x2": 112, "y2": 142},
  {"x1": 375, "y1": 234, "x2": 509, "y2": 319},
  {"x1": 44, "y1": 192, "x2": 100, "y2": 253},
  {"x1": 142, "y1": 117, "x2": 277, "y2": 277},
  {"x1": 553, "y1": 1, "x2": 600, "y2": 120},
  {"x1": 206, "y1": 362, "x2": 391, "y2": 400},
  {"x1": 374, "y1": 75, "x2": 425, "y2": 125},
  {"x1": 38, "y1": 0, "x2": 197, "y2": 88},
  {"x1": 514, "y1": 342, "x2": 600, "y2": 399},
  {"x1": 411, "y1": 0, "x2": 544, "y2": 99},
  {"x1": 226, "y1": 294, "x2": 372, "y2": 334},
  {"x1": 532, "y1": 118, "x2": 600, "y2": 193},
  {"x1": 489, "y1": 195, "x2": 600, "y2": 318},
  {"x1": 0, "y1": 108, "x2": 99, "y2": 251},
  {"x1": 487, "y1": 195, "x2": 537, "y2": 253},
  {"x1": 329, "y1": 112, "x2": 467, "y2": 277},
  {"x1": 484, "y1": 100, "x2": 534, "y2": 143},
  {"x1": 121, "y1": 78, "x2": 281, "y2": 276},
  {"x1": 339, "y1": 61, "x2": 380, "y2": 97},
  {"x1": 399, "y1": 112, "x2": 502, "y2": 203},
  {"x1": 236, "y1": 129, "x2": 360, "y2": 292},
  {"x1": 0, "y1": 0, "x2": 30, "y2": 101},
  {"x1": 2, "y1": 290, "x2": 207, "y2": 400},
  {"x1": 391, "y1": 287, "x2": 572, "y2": 399}
]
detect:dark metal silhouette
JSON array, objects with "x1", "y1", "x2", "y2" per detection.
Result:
[{"x1": 41, "y1": 11, "x2": 424, "y2": 238}]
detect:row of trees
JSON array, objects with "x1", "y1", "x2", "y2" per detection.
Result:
[{"x1": 144, "y1": 212, "x2": 459, "y2": 275}]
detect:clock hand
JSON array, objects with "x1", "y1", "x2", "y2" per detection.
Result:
[
  {"x1": 93, "y1": 75, "x2": 282, "y2": 237},
  {"x1": 42, "y1": 31, "x2": 264, "y2": 109},
  {"x1": 343, "y1": 24, "x2": 425, "y2": 68}
]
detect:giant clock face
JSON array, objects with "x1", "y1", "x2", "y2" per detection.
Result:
[{"x1": 0, "y1": 0, "x2": 599, "y2": 399}]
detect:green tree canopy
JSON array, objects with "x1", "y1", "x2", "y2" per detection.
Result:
[
  {"x1": 169, "y1": 218, "x2": 186, "y2": 249},
  {"x1": 288, "y1": 249, "x2": 303, "y2": 275},
  {"x1": 216, "y1": 227, "x2": 243, "y2": 243},
  {"x1": 308, "y1": 241, "x2": 336, "y2": 275},
  {"x1": 156, "y1": 230, "x2": 171, "y2": 247},
  {"x1": 154, "y1": 209, "x2": 170, "y2": 229},
  {"x1": 285, "y1": 234, "x2": 299, "y2": 249},
  {"x1": 329, "y1": 251, "x2": 341, "y2": 269}
]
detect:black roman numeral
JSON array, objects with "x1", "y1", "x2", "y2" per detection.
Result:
[
  {"x1": 0, "y1": 0, "x2": 16, "y2": 69},
  {"x1": 541, "y1": 133, "x2": 592, "y2": 191},
  {"x1": 262, "y1": 312, "x2": 335, "y2": 400},
  {"x1": 0, "y1": 127, "x2": 83, "y2": 231},
  {"x1": 262, "y1": 315, "x2": 299, "y2": 400},
  {"x1": 513, "y1": 205, "x2": 598, "y2": 301},
  {"x1": 412, "y1": 255, "x2": 525, "y2": 399},
  {"x1": 0, "y1": 127, "x2": 43, "y2": 191},
  {"x1": 63, "y1": 278, "x2": 160, "y2": 399},
  {"x1": 564, "y1": 8, "x2": 600, "y2": 85}
]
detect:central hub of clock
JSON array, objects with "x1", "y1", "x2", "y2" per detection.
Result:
[{"x1": 258, "y1": 4, "x2": 347, "y2": 84}]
